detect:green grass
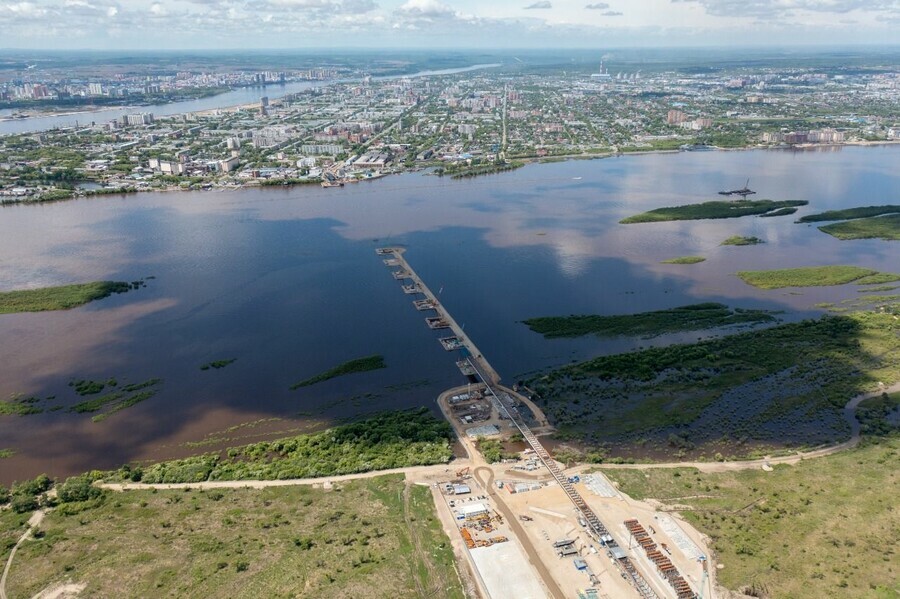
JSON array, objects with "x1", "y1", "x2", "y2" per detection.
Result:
[
  {"x1": 201, "y1": 359, "x2": 237, "y2": 371},
  {"x1": 523, "y1": 303, "x2": 778, "y2": 339},
  {"x1": 858, "y1": 286, "x2": 898, "y2": 293},
  {"x1": 601, "y1": 436, "x2": 900, "y2": 599},
  {"x1": 736, "y1": 266, "x2": 900, "y2": 289},
  {"x1": 758, "y1": 206, "x2": 799, "y2": 218},
  {"x1": 5, "y1": 475, "x2": 464, "y2": 599},
  {"x1": 661, "y1": 256, "x2": 706, "y2": 264},
  {"x1": 527, "y1": 309, "x2": 900, "y2": 451},
  {"x1": 620, "y1": 199, "x2": 808, "y2": 224},
  {"x1": 0, "y1": 448, "x2": 14, "y2": 458},
  {"x1": 0, "y1": 509, "x2": 30, "y2": 565},
  {"x1": 0, "y1": 281, "x2": 134, "y2": 314},
  {"x1": 721, "y1": 235, "x2": 764, "y2": 246},
  {"x1": 818, "y1": 214, "x2": 900, "y2": 241},
  {"x1": 121, "y1": 408, "x2": 453, "y2": 483},
  {"x1": 290, "y1": 355, "x2": 386, "y2": 390},
  {"x1": 797, "y1": 204, "x2": 900, "y2": 223}
]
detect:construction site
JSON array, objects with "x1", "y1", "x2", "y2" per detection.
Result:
[{"x1": 378, "y1": 248, "x2": 714, "y2": 599}]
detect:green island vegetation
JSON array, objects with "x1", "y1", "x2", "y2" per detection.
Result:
[
  {"x1": 758, "y1": 206, "x2": 799, "y2": 218},
  {"x1": 0, "y1": 395, "x2": 49, "y2": 416},
  {"x1": 526, "y1": 308, "x2": 900, "y2": 455},
  {"x1": 661, "y1": 256, "x2": 706, "y2": 264},
  {"x1": 0, "y1": 448, "x2": 14, "y2": 458},
  {"x1": 797, "y1": 204, "x2": 900, "y2": 223},
  {"x1": 69, "y1": 378, "x2": 162, "y2": 422},
  {"x1": 601, "y1": 435, "x2": 900, "y2": 599},
  {"x1": 258, "y1": 177, "x2": 322, "y2": 187},
  {"x1": 736, "y1": 266, "x2": 900, "y2": 289},
  {"x1": 818, "y1": 213, "x2": 900, "y2": 241},
  {"x1": 475, "y1": 438, "x2": 517, "y2": 463},
  {"x1": 201, "y1": 359, "x2": 237, "y2": 371},
  {"x1": 721, "y1": 235, "x2": 764, "y2": 246},
  {"x1": 290, "y1": 355, "x2": 386, "y2": 390},
  {"x1": 619, "y1": 199, "x2": 808, "y2": 224},
  {"x1": 523, "y1": 303, "x2": 778, "y2": 339},
  {"x1": 0, "y1": 280, "x2": 144, "y2": 314},
  {"x1": 435, "y1": 160, "x2": 524, "y2": 179},
  {"x1": 1, "y1": 474, "x2": 462, "y2": 599},
  {"x1": 111, "y1": 409, "x2": 452, "y2": 483},
  {"x1": 857, "y1": 285, "x2": 898, "y2": 293}
]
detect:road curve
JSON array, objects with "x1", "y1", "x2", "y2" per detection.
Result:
[
  {"x1": 473, "y1": 466, "x2": 566, "y2": 599},
  {"x1": 596, "y1": 382, "x2": 900, "y2": 474},
  {"x1": 1, "y1": 509, "x2": 46, "y2": 599}
]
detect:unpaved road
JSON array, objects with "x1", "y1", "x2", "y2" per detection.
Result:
[
  {"x1": 597, "y1": 382, "x2": 900, "y2": 473},
  {"x1": 99, "y1": 462, "x2": 462, "y2": 491},
  {"x1": 1, "y1": 509, "x2": 46, "y2": 599}
]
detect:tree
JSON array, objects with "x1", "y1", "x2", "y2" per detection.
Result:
[{"x1": 57, "y1": 475, "x2": 103, "y2": 503}]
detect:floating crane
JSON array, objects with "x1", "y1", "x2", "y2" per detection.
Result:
[{"x1": 718, "y1": 179, "x2": 756, "y2": 198}]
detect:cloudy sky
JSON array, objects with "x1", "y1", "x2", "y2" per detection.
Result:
[{"x1": 1, "y1": 0, "x2": 898, "y2": 49}]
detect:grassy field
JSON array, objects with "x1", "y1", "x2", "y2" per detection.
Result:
[
  {"x1": 721, "y1": 235, "x2": 764, "y2": 246},
  {"x1": 290, "y1": 355, "x2": 386, "y2": 389},
  {"x1": 0, "y1": 281, "x2": 136, "y2": 314},
  {"x1": 601, "y1": 436, "x2": 900, "y2": 599},
  {"x1": 620, "y1": 199, "x2": 807, "y2": 224},
  {"x1": 522, "y1": 303, "x2": 778, "y2": 339},
  {"x1": 5, "y1": 475, "x2": 465, "y2": 599},
  {"x1": 661, "y1": 256, "x2": 706, "y2": 264},
  {"x1": 526, "y1": 309, "x2": 900, "y2": 454},
  {"x1": 736, "y1": 266, "x2": 900, "y2": 289},
  {"x1": 818, "y1": 214, "x2": 900, "y2": 241},
  {"x1": 797, "y1": 204, "x2": 900, "y2": 223},
  {"x1": 115, "y1": 409, "x2": 453, "y2": 483},
  {"x1": 1, "y1": 509, "x2": 30, "y2": 564}
]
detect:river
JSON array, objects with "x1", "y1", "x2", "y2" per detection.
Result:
[
  {"x1": 0, "y1": 145, "x2": 897, "y2": 482},
  {"x1": 0, "y1": 63, "x2": 502, "y2": 136}
]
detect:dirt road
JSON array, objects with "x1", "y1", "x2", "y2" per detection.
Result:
[
  {"x1": 595, "y1": 382, "x2": 900, "y2": 474},
  {"x1": 99, "y1": 462, "x2": 463, "y2": 491},
  {"x1": 1, "y1": 509, "x2": 46, "y2": 599}
]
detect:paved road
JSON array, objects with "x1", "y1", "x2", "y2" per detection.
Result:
[{"x1": 473, "y1": 466, "x2": 566, "y2": 599}]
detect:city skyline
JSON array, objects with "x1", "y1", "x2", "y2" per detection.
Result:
[{"x1": 1, "y1": 0, "x2": 899, "y2": 50}]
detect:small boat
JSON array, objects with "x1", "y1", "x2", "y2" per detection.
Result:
[{"x1": 572, "y1": 177, "x2": 582, "y2": 180}]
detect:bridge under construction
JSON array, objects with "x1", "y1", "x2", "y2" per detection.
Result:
[{"x1": 377, "y1": 247, "x2": 697, "y2": 599}]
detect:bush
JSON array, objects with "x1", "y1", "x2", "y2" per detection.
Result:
[{"x1": 57, "y1": 475, "x2": 103, "y2": 503}]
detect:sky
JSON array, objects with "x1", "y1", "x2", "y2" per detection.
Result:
[{"x1": 0, "y1": 0, "x2": 898, "y2": 50}]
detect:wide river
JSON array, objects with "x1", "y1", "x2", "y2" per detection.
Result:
[
  {"x1": 0, "y1": 63, "x2": 502, "y2": 135},
  {"x1": 0, "y1": 145, "x2": 897, "y2": 483}
]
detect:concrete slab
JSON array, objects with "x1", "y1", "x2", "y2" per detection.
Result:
[{"x1": 470, "y1": 542, "x2": 549, "y2": 599}]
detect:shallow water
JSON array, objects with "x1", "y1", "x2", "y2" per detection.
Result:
[{"x1": 0, "y1": 145, "x2": 897, "y2": 482}]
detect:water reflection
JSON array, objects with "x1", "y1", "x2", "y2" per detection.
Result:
[{"x1": 0, "y1": 146, "x2": 897, "y2": 482}]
